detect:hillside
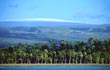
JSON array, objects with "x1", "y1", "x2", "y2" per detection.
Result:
[{"x1": 0, "y1": 21, "x2": 110, "y2": 47}]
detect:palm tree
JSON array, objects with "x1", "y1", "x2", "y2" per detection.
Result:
[
  {"x1": 82, "y1": 51, "x2": 87, "y2": 63},
  {"x1": 35, "y1": 49, "x2": 40, "y2": 63},
  {"x1": 52, "y1": 51, "x2": 57, "y2": 63},
  {"x1": 43, "y1": 49, "x2": 48, "y2": 64},
  {"x1": 17, "y1": 48, "x2": 27, "y2": 63},
  {"x1": 57, "y1": 51, "x2": 64, "y2": 63},
  {"x1": 67, "y1": 49, "x2": 75, "y2": 64},
  {"x1": 105, "y1": 52, "x2": 110, "y2": 64},
  {"x1": 0, "y1": 38, "x2": 110, "y2": 64},
  {"x1": 39, "y1": 51, "x2": 44, "y2": 63},
  {"x1": 12, "y1": 51, "x2": 17, "y2": 63},
  {"x1": 107, "y1": 54, "x2": 110, "y2": 64},
  {"x1": 49, "y1": 39, "x2": 56, "y2": 50},
  {"x1": 61, "y1": 50, "x2": 66, "y2": 63},
  {"x1": 92, "y1": 52, "x2": 101, "y2": 64},
  {"x1": 47, "y1": 57, "x2": 52, "y2": 63},
  {"x1": 0, "y1": 51, "x2": 5, "y2": 63},
  {"x1": 85, "y1": 54, "x2": 92, "y2": 63},
  {"x1": 78, "y1": 51, "x2": 83, "y2": 64},
  {"x1": 7, "y1": 53, "x2": 13, "y2": 63},
  {"x1": 75, "y1": 52, "x2": 78, "y2": 64},
  {"x1": 29, "y1": 53, "x2": 32, "y2": 63},
  {"x1": 99, "y1": 57, "x2": 104, "y2": 64},
  {"x1": 25, "y1": 53, "x2": 31, "y2": 64}
]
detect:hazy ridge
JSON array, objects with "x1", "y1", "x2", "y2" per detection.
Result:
[{"x1": 0, "y1": 21, "x2": 110, "y2": 47}]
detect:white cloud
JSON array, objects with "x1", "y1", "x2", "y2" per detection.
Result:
[{"x1": 0, "y1": 18, "x2": 75, "y2": 23}]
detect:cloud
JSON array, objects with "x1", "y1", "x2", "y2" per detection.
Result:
[{"x1": 0, "y1": 18, "x2": 76, "y2": 23}]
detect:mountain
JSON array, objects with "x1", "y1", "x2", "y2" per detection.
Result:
[
  {"x1": 0, "y1": 21, "x2": 91, "y2": 27},
  {"x1": 0, "y1": 20, "x2": 110, "y2": 47}
]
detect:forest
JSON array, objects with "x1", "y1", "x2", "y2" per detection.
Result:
[{"x1": 0, "y1": 37, "x2": 110, "y2": 64}]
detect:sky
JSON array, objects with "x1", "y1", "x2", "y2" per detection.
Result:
[{"x1": 0, "y1": 0, "x2": 110, "y2": 24}]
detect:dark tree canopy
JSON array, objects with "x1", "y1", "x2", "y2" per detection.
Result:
[{"x1": 0, "y1": 38, "x2": 110, "y2": 64}]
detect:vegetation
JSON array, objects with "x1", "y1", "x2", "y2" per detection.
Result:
[{"x1": 0, "y1": 38, "x2": 110, "y2": 64}]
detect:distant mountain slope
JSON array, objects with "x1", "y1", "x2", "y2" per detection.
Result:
[
  {"x1": 0, "y1": 21, "x2": 110, "y2": 47},
  {"x1": 0, "y1": 21, "x2": 93, "y2": 27}
]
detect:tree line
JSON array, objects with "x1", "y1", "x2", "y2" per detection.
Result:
[{"x1": 0, "y1": 38, "x2": 110, "y2": 64}]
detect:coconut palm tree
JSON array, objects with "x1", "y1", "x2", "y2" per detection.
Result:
[
  {"x1": 99, "y1": 57, "x2": 104, "y2": 64},
  {"x1": 0, "y1": 38, "x2": 110, "y2": 64},
  {"x1": 92, "y1": 52, "x2": 101, "y2": 64},
  {"x1": 47, "y1": 57, "x2": 52, "y2": 63},
  {"x1": 12, "y1": 51, "x2": 17, "y2": 63},
  {"x1": 57, "y1": 51, "x2": 64, "y2": 63},
  {"x1": 75, "y1": 52, "x2": 78, "y2": 64},
  {"x1": 78, "y1": 51, "x2": 83, "y2": 64},
  {"x1": 0, "y1": 51, "x2": 5, "y2": 63},
  {"x1": 49, "y1": 39, "x2": 56, "y2": 47},
  {"x1": 35, "y1": 49, "x2": 40, "y2": 63},
  {"x1": 43, "y1": 49, "x2": 48, "y2": 64},
  {"x1": 67, "y1": 49, "x2": 75, "y2": 64},
  {"x1": 85, "y1": 54, "x2": 92, "y2": 63}
]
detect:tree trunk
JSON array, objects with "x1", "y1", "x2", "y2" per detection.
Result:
[
  {"x1": 83, "y1": 57, "x2": 85, "y2": 64},
  {"x1": 41, "y1": 59, "x2": 43, "y2": 64},
  {"x1": 75, "y1": 57, "x2": 77, "y2": 64},
  {"x1": 38, "y1": 59, "x2": 39, "y2": 64},
  {"x1": 69, "y1": 56, "x2": 71, "y2": 64},
  {"x1": 55, "y1": 59, "x2": 57, "y2": 64},
  {"x1": 72, "y1": 58, "x2": 74, "y2": 63},
  {"x1": 14, "y1": 58, "x2": 16, "y2": 63},
  {"x1": 27, "y1": 58, "x2": 29, "y2": 63},
  {"x1": 59, "y1": 58, "x2": 61, "y2": 63},
  {"x1": 54, "y1": 59, "x2": 55, "y2": 63},
  {"x1": 44, "y1": 60, "x2": 46, "y2": 64},
  {"x1": 1, "y1": 60, "x2": 3, "y2": 64},
  {"x1": 90, "y1": 60, "x2": 92, "y2": 64},
  {"x1": 64, "y1": 57, "x2": 66, "y2": 63},
  {"x1": 61, "y1": 58, "x2": 63, "y2": 63},
  {"x1": 80, "y1": 57, "x2": 82, "y2": 64},
  {"x1": 60, "y1": 58, "x2": 62, "y2": 63}
]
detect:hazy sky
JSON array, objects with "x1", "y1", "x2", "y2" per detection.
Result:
[{"x1": 0, "y1": 0, "x2": 109, "y2": 24}]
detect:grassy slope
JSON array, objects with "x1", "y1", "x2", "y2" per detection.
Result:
[{"x1": 0, "y1": 26, "x2": 110, "y2": 47}]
